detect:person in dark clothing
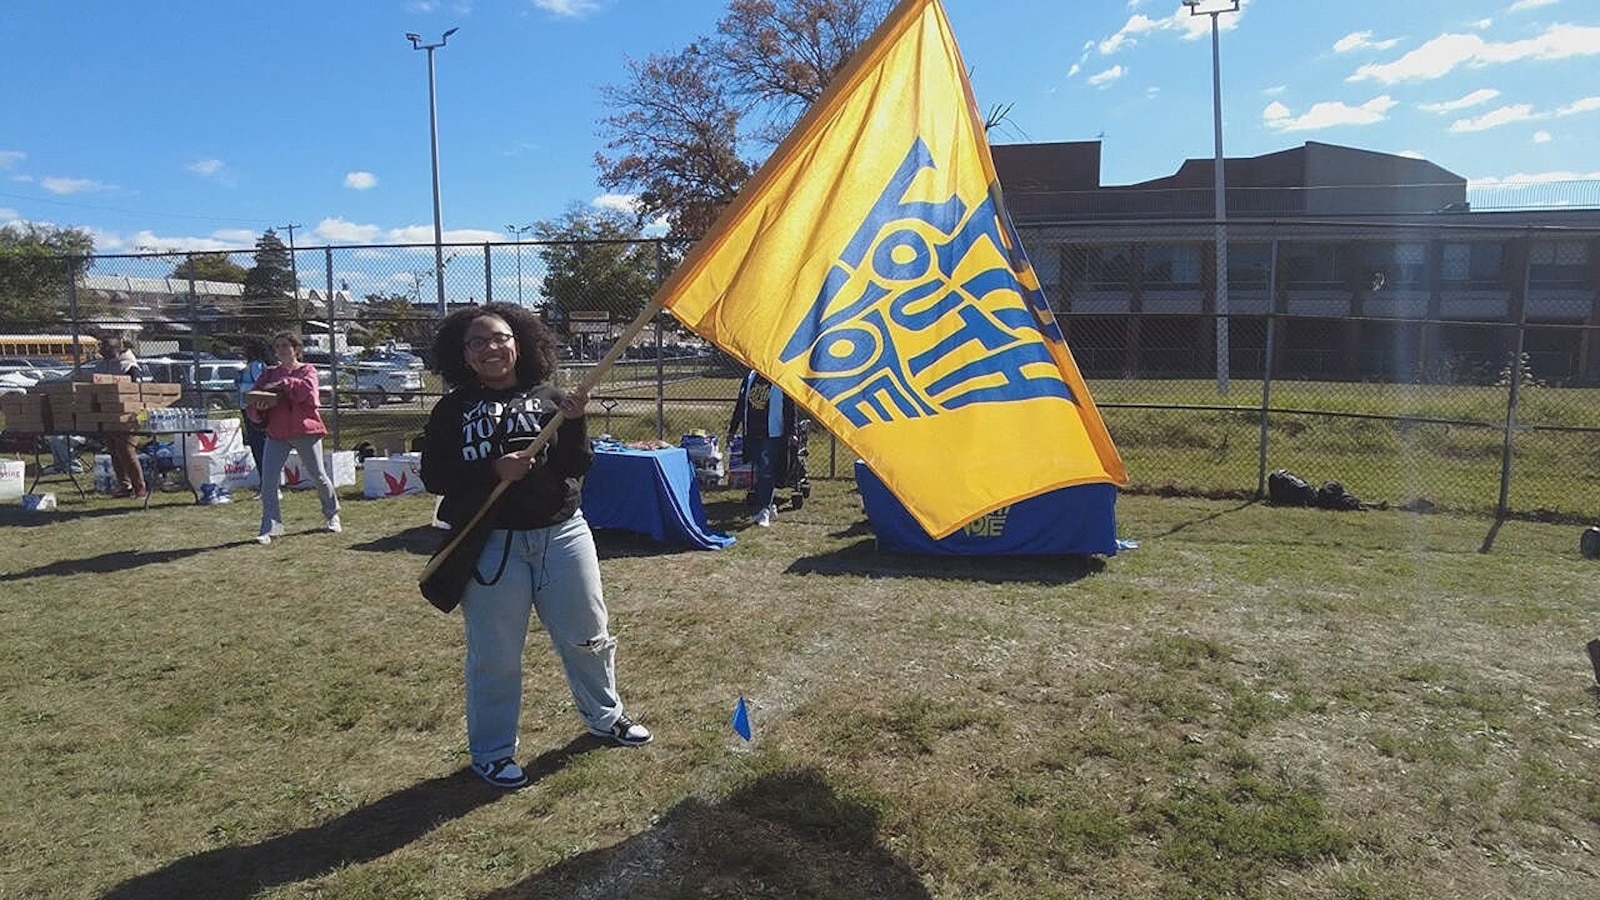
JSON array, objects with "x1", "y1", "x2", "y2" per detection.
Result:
[
  {"x1": 728, "y1": 369, "x2": 797, "y2": 527},
  {"x1": 234, "y1": 336, "x2": 273, "y2": 475},
  {"x1": 421, "y1": 302, "x2": 651, "y2": 790}
]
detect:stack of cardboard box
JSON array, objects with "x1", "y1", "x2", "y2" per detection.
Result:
[
  {"x1": 33, "y1": 375, "x2": 182, "y2": 433},
  {"x1": 0, "y1": 391, "x2": 53, "y2": 433}
]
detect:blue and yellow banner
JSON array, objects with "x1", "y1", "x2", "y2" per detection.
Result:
[{"x1": 657, "y1": 0, "x2": 1127, "y2": 539}]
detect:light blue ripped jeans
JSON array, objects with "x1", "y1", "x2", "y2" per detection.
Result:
[{"x1": 458, "y1": 512, "x2": 623, "y2": 765}]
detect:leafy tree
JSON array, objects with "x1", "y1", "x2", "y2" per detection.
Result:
[
  {"x1": 358, "y1": 293, "x2": 436, "y2": 350},
  {"x1": 534, "y1": 205, "x2": 658, "y2": 327},
  {"x1": 171, "y1": 252, "x2": 247, "y2": 284},
  {"x1": 596, "y1": 0, "x2": 889, "y2": 240},
  {"x1": 0, "y1": 223, "x2": 95, "y2": 327},
  {"x1": 240, "y1": 229, "x2": 300, "y2": 334}
]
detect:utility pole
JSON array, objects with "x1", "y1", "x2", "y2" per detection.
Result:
[{"x1": 277, "y1": 223, "x2": 301, "y2": 316}]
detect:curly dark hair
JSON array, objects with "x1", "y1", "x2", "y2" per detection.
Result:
[{"x1": 431, "y1": 302, "x2": 560, "y2": 389}]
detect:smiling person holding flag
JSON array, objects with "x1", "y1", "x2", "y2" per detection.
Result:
[{"x1": 421, "y1": 303, "x2": 652, "y2": 790}]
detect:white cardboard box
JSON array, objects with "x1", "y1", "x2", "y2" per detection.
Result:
[
  {"x1": 183, "y1": 418, "x2": 244, "y2": 457},
  {"x1": 283, "y1": 449, "x2": 356, "y2": 490},
  {"x1": 0, "y1": 459, "x2": 23, "y2": 502},
  {"x1": 187, "y1": 447, "x2": 260, "y2": 491},
  {"x1": 363, "y1": 455, "x2": 426, "y2": 499}
]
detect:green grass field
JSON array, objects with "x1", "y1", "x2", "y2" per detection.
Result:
[{"x1": 2, "y1": 477, "x2": 1598, "y2": 898}]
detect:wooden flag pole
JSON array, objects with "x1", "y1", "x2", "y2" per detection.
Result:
[{"x1": 418, "y1": 295, "x2": 669, "y2": 583}]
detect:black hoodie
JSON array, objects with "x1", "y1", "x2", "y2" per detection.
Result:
[{"x1": 420, "y1": 381, "x2": 593, "y2": 531}]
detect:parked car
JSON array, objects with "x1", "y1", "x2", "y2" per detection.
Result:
[
  {"x1": 0, "y1": 358, "x2": 72, "y2": 380},
  {"x1": 313, "y1": 364, "x2": 421, "y2": 408},
  {"x1": 141, "y1": 358, "x2": 249, "y2": 410}
]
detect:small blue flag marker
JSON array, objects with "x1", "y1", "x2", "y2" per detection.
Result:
[{"x1": 732, "y1": 695, "x2": 753, "y2": 741}]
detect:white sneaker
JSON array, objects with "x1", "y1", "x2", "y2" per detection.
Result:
[
  {"x1": 754, "y1": 507, "x2": 773, "y2": 527},
  {"x1": 325, "y1": 514, "x2": 342, "y2": 533},
  {"x1": 256, "y1": 521, "x2": 285, "y2": 544}
]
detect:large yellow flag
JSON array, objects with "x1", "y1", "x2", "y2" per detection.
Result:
[{"x1": 658, "y1": 0, "x2": 1128, "y2": 539}]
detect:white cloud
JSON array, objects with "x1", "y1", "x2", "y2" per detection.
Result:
[
  {"x1": 343, "y1": 171, "x2": 379, "y2": 190},
  {"x1": 41, "y1": 176, "x2": 108, "y2": 195},
  {"x1": 106, "y1": 230, "x2": 247, "y2": 253},
  {"x1": 1419, "y1": 88, "x2": 1500, "y2": 112},
  {"x1": 1262, "y1": 95, "x2": 1397, "y2": 132},
  {"x1": 1533, "y1": 130, "x2": 1552, "y2": 143},
  {"x1": 316, "y1": 217, "x2": 384, "y2": 244},
  {"x1": 212, "y1": 229, "x2": 260, "y2": 246},
  {"x1": 1333, "y1": 31, "x2": 1400, "y2": 54},
  {"x1": 1087, "y1": 66, "x2": 1125, "y2": 88},
  {"x1": 532, "y1": 0, "x2": 601, "y2": 17},
  {"x1": 1096, "y1": 0, "x2": 1251, "y2": 56},
  {"x1": 186, "y1": 158, "x2": 224, "y2": 178},
  {"x1": 1349, "y1": 24, "x2": 1600, "y2": 84},
  {"x1": 1449, "y1": 103, "x2": 1537, "y2": 132},
  {"x1": 0, "y1": 151, "x2": 24, "y2": 169},
  {"x1": 1067, "y1": 62, "x2": 1082, "y2": 78},
  {"x1": 1508, "y1": 0, "x2": 1558, "y2": 11},
  {"x1": 592, "y1": 193, "x2": 638, "y2": 213},
  {"x1": 1470, "y1": 169, "x2": 1600, "y2": 187},
  {"x1": 0, "y1": 207, "x2": 18, "y2": 220},
  {"x1": 1555, "y1": 96, "x2": 1600, "y2": 116},
  {"x1": 1262, "y1": 85, "x2": 1287, "y2": 97},
  {"x1": 1472, "y1": 19, "x2": 1494, "y2": 30}
]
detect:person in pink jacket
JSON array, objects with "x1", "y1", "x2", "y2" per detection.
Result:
[{"x1": 246, "y1": 332, "x2": 341, "y2": 544}]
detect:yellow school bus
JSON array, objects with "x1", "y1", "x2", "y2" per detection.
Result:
[{"x1": 0, "y1": 334, "x2": 100, "y2": 364}]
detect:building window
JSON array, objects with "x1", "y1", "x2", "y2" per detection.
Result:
[
  {"x1": 1141, "y1": 245, "x2": 1201, "y2": 287},
  {"x1": 1066, "y1": 245, "x2": 1135, "y2": 290},
  {"x1": 1442, "y1": 243, "x2": 1503, "y2": 284},
  {"x1": 1284, "y1": 244, "x2": 1340, "y2": 288},
  {"x1": 1227, "y1": 243, "x2": 1271, "y2": 288},
  {"x1": 1359, "y1": 242, "x2": 1428, "y2": 289},
  {"x1": 1529, "y1": 240, "x2": 1589, "y2": 287}
]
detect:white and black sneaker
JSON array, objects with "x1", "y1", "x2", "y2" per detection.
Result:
[
  {"x1": 589, "y1": 714, "x2": 653, "y2": 747},
  {"x1": 472, "y1": 757, "x2": 528, "y2": 789}
]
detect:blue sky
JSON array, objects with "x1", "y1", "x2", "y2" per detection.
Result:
[{"x1": 2, "y1": 0, "x2": 1596, "y2": 254}]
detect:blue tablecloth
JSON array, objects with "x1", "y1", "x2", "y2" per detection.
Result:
[
  {"x1": 855, "y1": 460, "x2": 1119, "y2": 557},
  {"x1": 582, "y1": 446, "x2": 735, "y2": 550}
]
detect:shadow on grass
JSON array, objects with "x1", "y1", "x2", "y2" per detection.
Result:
[
  {"x1": 1151, "y1": 499, "x2": 1258, "y2": 539},
  {"x1": 0, "y1": 504, "x2": 147, "y2": 528},
  {"x1": 98, "y1": 738, "x2": 601, "y2": 900},
  {"x1": 348, "y1": 524, "x2": 443, "y2": 557},
  {"x1": 477, "y1": 768, "x2": 930, "y2": 900},
  {"x1": 0, "y1": 542, "x2": 260, "y2": 581},
  {"x1": 592, "y1": 528, "x2": 725, "y2": 559},
  {"x1": 787, "y1": 538, "x2": 1105, "y2": 585}
]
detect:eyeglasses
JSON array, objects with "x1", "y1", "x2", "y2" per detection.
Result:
[{"x1": 465, "y1": 332, "x2": 515, "y2": 353}]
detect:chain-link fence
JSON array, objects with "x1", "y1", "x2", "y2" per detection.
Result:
[{"x1": 4, "y1": 217, "x2": 1598, "y2": 534}]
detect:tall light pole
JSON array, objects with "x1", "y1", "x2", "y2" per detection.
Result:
[
  {"x1": 505, "y1": 223, "x2": 533, "y2": 304},
  {"x1": 407, "y1": 27, "x2": 458, "y2": 317},
  {"x1": 1185, "y1": 0, "x2": 1239, "y2": 396}
]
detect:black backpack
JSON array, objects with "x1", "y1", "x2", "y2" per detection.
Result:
[
  {"x1": 1316, "y1": 481, "x2": 1363, "y2": 511},
  {"x1": 1267, "y1": 469, "x2": 1318, "y2": 506}
]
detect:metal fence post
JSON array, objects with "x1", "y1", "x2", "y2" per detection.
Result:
[
  {"x1": 482, "y1": 243, "x2": 493, "y2": 305},
  {"x1": 1256, "y1": 240, "x2": 1279, "y2": 498},
  {"x1": 1494, "y1": 233, "x2": 1532, "y2": 521},
  {"x1": 655, "y1": 241, "x2": 668, "y2": 440},
  {"x1": 325, "y1": 246, "x2": 341, "y2": 450}
]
